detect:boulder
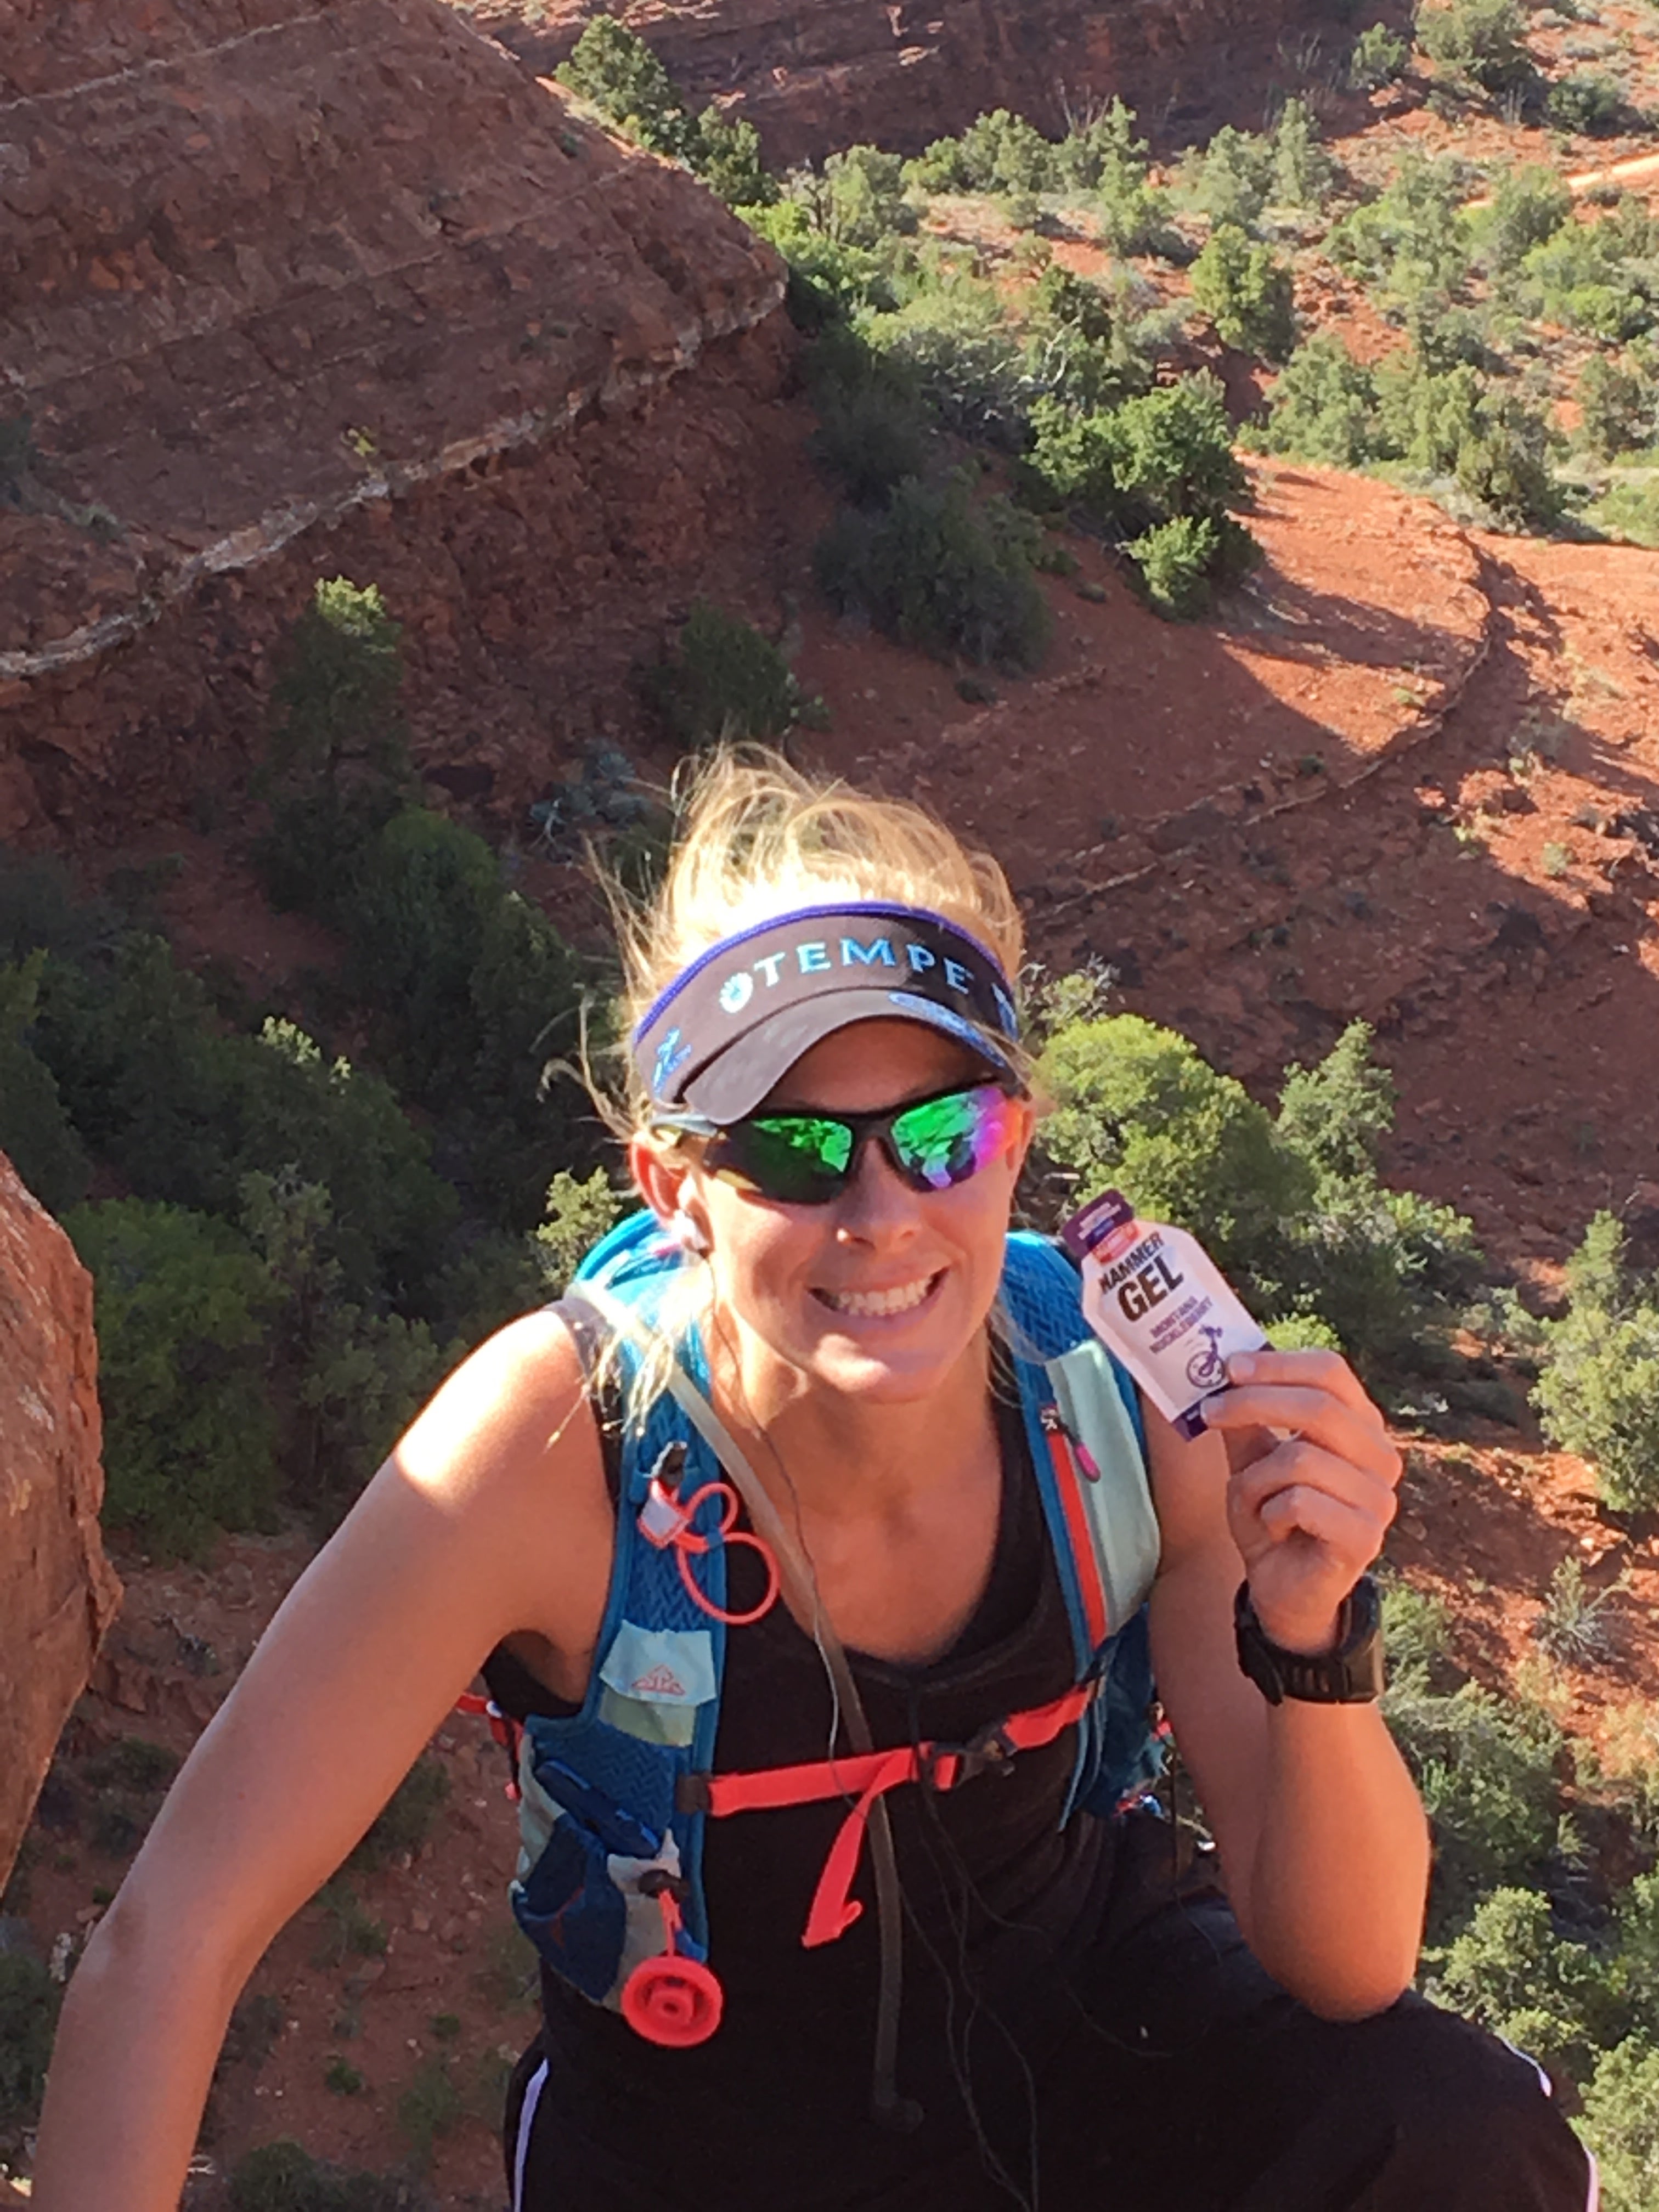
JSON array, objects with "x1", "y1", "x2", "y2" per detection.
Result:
[{"x1": 0, "y1": 1152, "x2": 122, "y2": 1895}]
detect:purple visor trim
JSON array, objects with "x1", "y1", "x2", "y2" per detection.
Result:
[
  {"x1": 631, "y1": 902, "x2": 1021, "y2": 1116},
  {"x1": 630, "y1": 901, "x2": 1014, "y2": 1045}
]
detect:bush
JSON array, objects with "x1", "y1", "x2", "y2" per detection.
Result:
[
  {"x1": 1096, "y1": 373, "x2": 1250, "y2": 535},
  {"x1": 0, "y1": 1950, "x2": 60, "y2": 2138},
  {"x1": 810, "y1": 371, "x2": 934, "y2": 506},
  {"x1": 1545, "y1": 69, "x2": 1624, "y2": 134},
  {"x1": 1126, "y1": 514, "x2": 1224, "y2": 617},
  {"x1": 1576, "y1": 351, "x2": 1656, "y2": 458},
  {"x1": 534, "y1": 1167, "x2": 629, "y2": 1293},
  {"x1": 1277, "y1": 1020, "x2": 1395, "y2": 1182},
  {"x1": 1189, "y1": 224, "x2": 1297, "y2": 360},
  {"x1": 66, "y1": 1198, "x2": 280, "y2": 1557},
  {"x1": 1329, "y1": 151, "x2": 1472, "y2": 303},
  {"x1": 1520, "y1": 198, "x2": 1659, "y2": 341},
  {"x1": 558, "y1": 15, "x2": 689, "y2": 156},
  {"x1": 1259, "y1": 333, "x2": 1380, "y2": 467},
  {"x1": 1453, "y1": 393, "x2": 1562, "y2": 529},
  {"x1": 902, "y1": 109, "x2": 1058, "y2": 197},
  {"x1": 1426, "y1": 1886, "x2": 1612, "y2": 2086},
  {"x1": 1036, "y1": 1012, "x2": 1313, "y2": 1285},
  {"x1": 227, "y1": 2137, "x2": 415, "y2": 2212},
  {"x1": 1533, "y1": 1212, "x2": 1659, "y2": 1514},
  {"x1": 1383, "y1": 1675, "x2": 1562, "y2": 1934},
  {"x1": 267, "y1": 579, "x2": 407, "y2": 799},
  {"x1": 1347, "y1": 21, "x2": 1409, "y2": 90},
  {"x1": 1475, "y1": 164, "x2": 1573, "y2": 274},
  {"x1": 690, "y1": 107, "x2": 774, "y2": 208},
  {"x1": 1268, "y1": 99, "x2": 1336, "y2": 213},
  {"x1": 860, "y1": 287, "x2": 1031, "y2": 447},
  {"x1": 0, "y1": 951, "x2": 91, "y2": 1211},
  {"x1": 1417, "y1": 0, "x2": 1536, "y2": 97},
  {"x1": 1581, "y1": 2039, "x2": 1659, "y2": 2211},
  {"x1": 814, "y1": 473, "x2": 1051, "y2": 670},
  {"x1": 645, "y1": 601, "x2": 803, "y2": 746},
  {"x1": 1181, "y1": 126, "x2": 1274, "y2": 230},
  {"x1": 808, "y1": 146, "x2": 915, "y2": 250}
]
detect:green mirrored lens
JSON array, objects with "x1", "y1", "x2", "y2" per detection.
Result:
[
  {"x1": 723, "y1": 1114, "x2": 855, "y2": 1201},
  {"x1": 889, "y1": 1087, "x2": 1004, "y2": 1189}
]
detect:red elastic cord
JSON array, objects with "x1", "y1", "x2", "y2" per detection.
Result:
[
  {"x1": 454, "y1": 1692, "x2": 523, "y2": 1802},
  {"x1": 639, "y1": 1475, "x2": 781, "y2": 1628},
  {"x1": 699, "y1": 1681, "x2": 1096, "y2": 1949}
]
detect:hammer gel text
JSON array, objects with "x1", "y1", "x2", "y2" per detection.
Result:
[{"x1": 1060, "y1": 1188, "x2": 1269, "y2": 1439}]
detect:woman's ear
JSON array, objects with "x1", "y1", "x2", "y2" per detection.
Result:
[{"x1": 630, "y1": 1134, "x2": 713, "y2": 1256}]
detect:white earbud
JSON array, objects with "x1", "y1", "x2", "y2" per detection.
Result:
[{"x1": 673, "y1": 1210, "x2": 710, "y2": 1258}]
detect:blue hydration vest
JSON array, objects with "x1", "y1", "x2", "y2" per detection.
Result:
[{"x1": 505, "y1": 1210, "x2": 1164, "y2": 2026}]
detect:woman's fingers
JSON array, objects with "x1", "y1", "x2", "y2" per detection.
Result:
[
  {"x1": 1203, "y1": 1381, "x2": 1402, "y2": 1486},
  {"x1": 1231, "y1": 1436, "x2": 1400, "y2": 1538},
  {"x1": 1227, "y1": 1347, "x2": 1381, "y2": 1422}
]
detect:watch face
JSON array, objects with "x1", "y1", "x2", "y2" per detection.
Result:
[{"x1": 1233, "y1": 1578, "x2": 1385, "y2": 1706}]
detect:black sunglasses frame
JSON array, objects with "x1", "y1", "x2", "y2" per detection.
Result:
[{"x1": 651, "y1": 1079, "x2": 1024, "y2": 1206}]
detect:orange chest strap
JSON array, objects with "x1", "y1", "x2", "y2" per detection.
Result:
[{"x1": 677, "y1": 1678, "x2": 1098, "y2": 1950}]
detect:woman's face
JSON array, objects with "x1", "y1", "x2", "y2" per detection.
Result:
[{"x1": 647, "y1": 1020, "x2": 1035, "y2": 1406}]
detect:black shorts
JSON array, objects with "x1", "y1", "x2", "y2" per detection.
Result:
[{"x1": 502, "y1": 1824, "x2": 1596, "y2": 2212}]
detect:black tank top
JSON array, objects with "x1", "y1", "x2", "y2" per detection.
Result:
[{"x1": 483, "y1": 1361, "x2": 1116, "y2": 2207}]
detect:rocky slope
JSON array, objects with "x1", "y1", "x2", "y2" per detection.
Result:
[
  {"x1": 0, "y1": 1154, "x2": 120, "y2": 1894},
  {"x1": 472, "y1": 0, "x2": 1336, "y2": 165},
  {"x1": 0, "y1": 0, "x2": 792, "y2": 841}
]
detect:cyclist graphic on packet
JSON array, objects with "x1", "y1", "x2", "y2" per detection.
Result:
[{"x1": 32, "y1": 754, "x2": 1595, "y2": 2211}]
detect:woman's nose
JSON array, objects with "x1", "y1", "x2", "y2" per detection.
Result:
[{"x1": 833, "y1": 1135, "x2": 920, "y2": 1239}]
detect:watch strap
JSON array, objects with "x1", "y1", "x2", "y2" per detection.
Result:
[{"x1": 1233, "y1": 1573, "x2": 1385, "y2": 1706}]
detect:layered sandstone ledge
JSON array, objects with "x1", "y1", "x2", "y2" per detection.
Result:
[
  {"x1": 472, "y1": 0, "x2": 1333, "y2": 166},
  {"x1": 0, "y1": 0, "x2": 789, "y2": 833},
  {"x1": 0, "y1": 1154, "x2": 121, "y2": 1893}
]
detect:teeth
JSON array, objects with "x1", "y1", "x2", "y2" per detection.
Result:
[{"x1": 821, "y1": 1275, "x2": 936, "y2": 1318}]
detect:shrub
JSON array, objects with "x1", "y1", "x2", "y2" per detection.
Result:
[
  {"x1": 1475, "y1": 164, "x2": 1573, "y2": 273},
  {"x1": 1268, "y1": 99, "x2": 1336, "y2": 213},
  {"x1": 0, "y1": 1950, "x2": 61, "y2": 2138},
  {"x1": 1520, "y1": 199, "x2": 1659, "y2": 341},
  {"x1": 689, "y1": 106, "x2": 774, "y2": 208},
  {"x1": 1329, "y1": 151, "x2": 1471, "y2": 302},
  {"x1": 1277, "y1": 1020, "x2": 1395, "y2": 1182},
  {"x1": 0, "y1": 951, "x2": 91, "y2": 1211},
  {"x1": 1189, "y1": 224, "x2": 1297, "y2": 359},
  {"x1": 1259, "y1": 333, "x2": 1380, "y2": 467},
  {"x1": 1576, "y1": 350, "x2": 1656, "y2": 458},
  {"x1": 1426, "y1": 1886, "x2": 1612, "y2": 2086},
  {"x1": 645, "y1": 601, "x2": 802, "y2": 746},
  {"x1": 1453, "y1": 392, "x2": 1562, "y2": 529},
  {"x1": 1096, "y1": 374, "x2": 1250, "y2": 534},
  {"x1": 1589, "y1": 476, "x2": 1659, "y2": 548},
  {"x1": 814, "y1": 473, "x2": 1051, "y2": 670},
  {"x1": 66, "y1": 1198, "x2": 280, "y2": 1558},
  {"x1": 860, "y1": 287, "x2": 1031, "y2": 447},
  {"x1": 558, "y1": 15, "x2": 690, "y2": 156},
  {"x1": 1417, "y1": 0, "x2": 1536, "y2": 96},
  {"x1": 1036, "y1": 1012, "x2": 1313, "y2": 1285},
  {"x1": 534, "y1": 1167, "x2": 629, "y2": 1292},
  {"x1": 1533, "y1": 1212, "x2": 1659, "y2": 1514},
  {"x1": 810, "y1": 371, "x2": 934, "y2": 506},
  {"x1": 1382, "y1": 1675, "x2": 1562, "y2": 1933},
  {"x1": 1182, "y1": 125, "x2": 1274, "y2": 230},
  {"x1": 1347, "y1": 21, "x2": 1409, "y2": 90},
  {"x1": 1545, "y1": 69, "x2": 1624, "y2": 134},
  {"x1": 810, "y1": 146, "x2": 915, "y2": 250},
  {"x1": 227, "y1": 2137, "x2": 415, "y2": 2212},
  {"x1": 1126, "y1": 514, "x2": 1224, "y2": 618},
  {"x1": 1580, "y1": 2039, "x2": 1659, "y2": 2212},
  {"x1": 902, "y1": 109, "x2": 1058, "y2": 197},
  {"x1": 267, "y1": 578, "x2": 408, "y2": 799}
]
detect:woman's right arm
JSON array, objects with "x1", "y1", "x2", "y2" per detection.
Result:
[{"x1": 31, "y1": 1307, "x2": 611, "y2": 2212}]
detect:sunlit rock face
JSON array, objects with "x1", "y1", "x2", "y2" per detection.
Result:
[
  {"x1": 0, "y1": 1153, "x2": 121, "y2": 1893},
  {"x1": 0, "y1": 0, "x2": 789, "y2": 836}
]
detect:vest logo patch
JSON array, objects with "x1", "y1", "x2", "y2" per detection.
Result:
[{"x1": 631, "y1": 1662, "x2": 687, "y2": 1697}]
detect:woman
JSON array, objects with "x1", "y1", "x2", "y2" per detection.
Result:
[{"x1": 33, "y1": 757, "x2": 1593, "y2": 2211}]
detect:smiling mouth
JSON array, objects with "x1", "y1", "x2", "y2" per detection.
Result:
[{"x1": 812, "y1": 1272, "x2": 943, "y2": 1319}]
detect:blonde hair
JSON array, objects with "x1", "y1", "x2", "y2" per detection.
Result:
[
  {"x1": 613, "y1": 747, "x2": 1028, "y2": 1127},
  {"x1": 595, "y1": 749, "x2": 1029, "y2": 1421}
]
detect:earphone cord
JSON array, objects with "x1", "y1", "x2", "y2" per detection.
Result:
[{"x1": 564, "y1": 1282, "x2": 913, "y2": 2129}]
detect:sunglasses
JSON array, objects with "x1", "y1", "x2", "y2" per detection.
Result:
[{"x1": 656, "y1": 1082, "x2": 1024, "y2": 1207}]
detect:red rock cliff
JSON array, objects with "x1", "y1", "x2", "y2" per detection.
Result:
[
  {"x1": 473, "y1": 0, "x2": 1335, "y2": 165},
  {"x1": 0, "y1": 1154, "x2": 121, "y2": 1894},
  {"x1": 0, "y1": 0, "x2": 795, "y2": 838}
]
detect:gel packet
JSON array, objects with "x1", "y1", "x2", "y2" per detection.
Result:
[{"x1": 1060, "y1": 1187, "x2": 1268, "y2": 1438}]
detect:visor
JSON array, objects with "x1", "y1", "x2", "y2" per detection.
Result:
[{"x1": 632, "y1": 902, "x2": 1021, "y2": 1124}]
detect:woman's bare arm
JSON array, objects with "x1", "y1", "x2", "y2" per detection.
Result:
[
  {"x1": 32, "y1": 1308, "x2": 610, "y2": 2212},
  {"x1": 1146, "y1": 1351, "x2": 1429, "y2": 2020}
]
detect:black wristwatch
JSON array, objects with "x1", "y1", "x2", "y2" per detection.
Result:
[{"x1": 1233, "y1": 1575, "x2": 1385, "y2": 1706}]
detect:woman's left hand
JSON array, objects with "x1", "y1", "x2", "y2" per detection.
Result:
[{"x1": 1198, "y1": 1347, "x2": 1401, "y2": 1655}]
